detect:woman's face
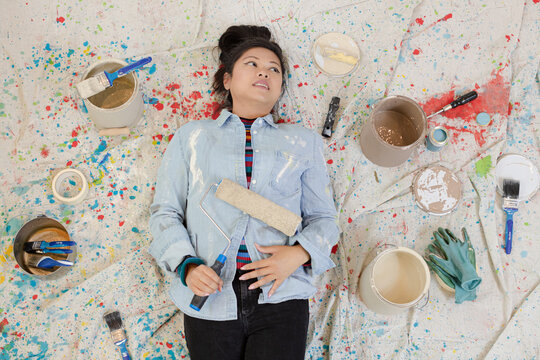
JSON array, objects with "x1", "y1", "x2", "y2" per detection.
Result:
[{"x1": 223, "y1": 47, "x2": 283, "y2": 116}]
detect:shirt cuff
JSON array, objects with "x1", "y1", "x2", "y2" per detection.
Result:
[{"x1": 177, "y1": 256, "x2": 205, "y2": 286}]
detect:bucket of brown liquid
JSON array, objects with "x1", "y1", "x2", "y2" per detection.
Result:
[
  {"x1": 359, "y1": 96, "x2": 426, "y2": 167},
  {"x1": 82, "y1": 58, "x2": 144, "y2": 130}
]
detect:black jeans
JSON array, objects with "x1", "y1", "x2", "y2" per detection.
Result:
[{"x1": 184, "y1": 269, "x2": 309, "y2": 360}]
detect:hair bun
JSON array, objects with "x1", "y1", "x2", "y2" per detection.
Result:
[{"x1": 218, "y1": 25, "x2": 272, "y2": 58}]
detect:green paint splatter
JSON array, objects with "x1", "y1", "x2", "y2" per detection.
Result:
[{"x1": 475, "y1": 155, "x2": 492, "y2": 178}]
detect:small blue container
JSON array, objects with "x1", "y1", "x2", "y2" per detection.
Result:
[{"x1": 426, "y1": 126, "x2": 448, "y2": 152}]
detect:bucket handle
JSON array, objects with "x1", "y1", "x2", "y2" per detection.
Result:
[{"x1": 415, "y1": 290, "x2": 430, "y2": 310}]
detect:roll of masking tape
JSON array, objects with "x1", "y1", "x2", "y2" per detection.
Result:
[{"x1": 52, "y1": 168, "x2": 89, "y2": 205}]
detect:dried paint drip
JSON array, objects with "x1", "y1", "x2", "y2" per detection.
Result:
[
  {"x1": 374, "y1": 111, "x2": 419, "y2": 146},
  {"x1": 413, "y1": 165, "x2": 462, "y2": 215}
]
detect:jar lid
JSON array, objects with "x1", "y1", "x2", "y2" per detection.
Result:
[
  {"x1": 312, "y1": 32, "x2": 361, "y2": 77},
  {"x1": 412, "y1": 165, "x2": 462, "y2": 215}
]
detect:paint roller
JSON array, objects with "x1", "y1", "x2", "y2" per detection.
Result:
[{"x1": 190, "y1": 178, "x2": 302, "y2": 311}]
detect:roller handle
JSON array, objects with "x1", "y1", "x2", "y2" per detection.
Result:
[
  {"x1": 189, "y1": 254, "x2": 226, "y2": 311},
  {"x1": 450, "y1": 91, "x2": 477, "y2": 108},
  {"x1": 322, "y1": 97, "x2": 340, "y2": 138}
]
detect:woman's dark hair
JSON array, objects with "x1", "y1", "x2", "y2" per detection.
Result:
[{"x1": 212, "y1": 25, "x2": 288, "y2": 111}]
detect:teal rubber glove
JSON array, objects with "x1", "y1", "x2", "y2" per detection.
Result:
[{"x1": 425, "y1": 227, "x2": 482, "y2": 303}]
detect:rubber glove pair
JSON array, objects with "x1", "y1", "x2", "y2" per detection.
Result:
[{"x1": 425, "y1": 227, "x2": 482, "y2": 304}]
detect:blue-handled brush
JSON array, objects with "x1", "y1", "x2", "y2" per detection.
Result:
[
  {"x1": 76, "y1": 56, "x2": 152, "y2": 99},
  {"x1": 27, "y1": 256, "x2": 74, "y2": 269},
  {"x1": 104, "y1": 311, "x2": 131, "y2": 360},
  {"x1": 502, "y1": 179, "x2": 520, "y2": 254}
]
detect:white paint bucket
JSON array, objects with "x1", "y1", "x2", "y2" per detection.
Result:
[
  {"x1": 81, "y1": 58, "x2": 144, "y2": 130},
  {"x1": 359, "y1": 247, "x2": 430, "y2": 314}
]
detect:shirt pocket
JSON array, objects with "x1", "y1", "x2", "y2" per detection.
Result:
[{"x1": 269, "y1": 150, "x2": 308, "y2": 197}]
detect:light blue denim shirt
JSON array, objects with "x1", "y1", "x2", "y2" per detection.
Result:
[{"x1": 149, "y1": 109, "x2": 340, "y2": 320}]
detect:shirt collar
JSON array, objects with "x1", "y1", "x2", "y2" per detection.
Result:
[{"x1": 216, "y1": 109, "x2": 277, "y2": 128}]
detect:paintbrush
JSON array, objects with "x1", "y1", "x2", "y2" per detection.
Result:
[
  {"x1": 76, "y1": 57, "x2": 152, "y2": 99},
  {"x1": 502, "y1": 179, "x2": 520, "y2": 254},
  {"x1": 104, "y1": 311, "x2": 131, "y2": 360},
  {"x1": 427, "y1": 91, "x2": 478, "y2": 118}
]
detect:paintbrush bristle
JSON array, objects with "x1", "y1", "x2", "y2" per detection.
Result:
[
  {"x1": 104, "y1": 311, "x2": 123, "y2": 331},
  {"x1": 502, "y1": 179, "x2": 520, "y2": 199}
]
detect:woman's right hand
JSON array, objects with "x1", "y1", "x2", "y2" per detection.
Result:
[{"x1": 185, "y1": 263, "x2": 223, "y2": 296}]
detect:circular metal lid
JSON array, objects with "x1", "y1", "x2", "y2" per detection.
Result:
[
  {"x1": 495, "y1": 153, "x2": 539, "y2": 201},
  {"x1": 412, "y1": 165, "x2": 462, "y2": 215},
  {"x1": 311, "y1": 32, "x2": 361, "y2": 77}
]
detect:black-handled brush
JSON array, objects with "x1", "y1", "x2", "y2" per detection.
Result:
[
  {"x1": 322, "y1": 96, "x2": 340, "y2": 138},
  {"x1": 427, "y1": 91, "x2": 478, "y2": 118}
]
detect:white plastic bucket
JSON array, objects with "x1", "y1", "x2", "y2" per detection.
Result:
[
  {"x1": 81, "y1": 58, "x2": 143, "y2": 130},
  {"x1": 359, "y1": 247, "x2": 430, "y2": 314}
]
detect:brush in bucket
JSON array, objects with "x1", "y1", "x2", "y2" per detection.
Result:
[{"x1": 191, "y1": 178, "x2": 302, "y2": 311}]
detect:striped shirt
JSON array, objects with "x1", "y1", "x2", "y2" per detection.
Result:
[{"x1": 236, "y1": 117, "x2": 255, "y2": 269}]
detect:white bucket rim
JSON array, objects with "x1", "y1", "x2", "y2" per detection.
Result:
[
  {"x1": 369, "y1": 247, "x2": 430, "y2": 308},
  {"x1": 81, "y1": 58, "x2": 139, "y2": 112}
]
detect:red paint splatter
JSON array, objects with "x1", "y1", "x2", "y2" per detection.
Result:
[
  {"x1": 71, "y1": 140, "x2": 79, "y2": 148},
  {"x1": 348, "y1": 217, "x2": 353, "y2": 223},
  {"x1": 166, "y1": 83, "x2": 180, "y2": 91},
  {"x1": 0, "y1": 318, "x2": 8, "y2": 332},
  {"x1": 189, "y1": 91, "x2": 203, "y2": 100},
  {"x1": 293, "y1": 64, "x2": 299, "y2": 69},
  {"x1": 297, "y1": 83, "x2": 303, "y2": 87},
  {"x1": 331, "y1": 244, "x2": 338, "y2": 254},
  {"x1": 72, "y1": 130, "x2": 78, "y2": 137},
  {"x1": 66, "y1": 160, "x2": 72, "y2": 166},
  {"x1": 97, "y1": 215, "x2": 104, "y2": 220},
  {"x1": 154, "y1": 102, "x2": 164, "y2": 111},
  {"x1": 45, "y1": 105, "x2": 51, "y2": 111},
  {"x1": 534, "y1": 0, "x2": 539, "y2": 3},
  {"x1": 166, "y1": 343, "x2": 173, "y2": 349},
  {"x1": 119, "y1": 221, "x2": 125, "y2": 226},
  {"x1": 441, "y1": 13, "x2": 452, "y2": 22},
  {"x1": 420, "y1": 69, "x2": 509, "y2": 147},
  {"x1": 505, "y1": 35, "x2": 511, "y2": 42},
  {"x1": 464, "y1": 43, "x2": 470, "y2": 50},
  {"x1": 415, "y1": 18, "x2": 424, "y2": 25},
  {"x1": 41, "y1": 147, "x2": 49, "y2": 158},
  {"x1": 393, "y1": 213, "x2": 397, "y2": 218},
  {"x1": 412, "y1": 49, "x2": 420, "y2": 55},
  {"x1": 32, "y1": 294, "x2": 38, "y2": 300},
  {"x1": 327, "y1": 159, "x2": 333, "y2": 164},
  {"x1": 56, "y1": 16, "x2": 65, "y2": 23}
]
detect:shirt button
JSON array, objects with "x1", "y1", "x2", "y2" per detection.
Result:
[
  {"x1": 251, "y1": 179, "x2": 257, "y2": 184},
  {"x1": 253, "y1": 130, "x2": 257, "y2": 134},
  {"x1": 255, "y1": 149, "x2": 260, "y2": 153}
]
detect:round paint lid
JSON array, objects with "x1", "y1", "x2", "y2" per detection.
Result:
[
  {"x1": 312, "y1": 33, "x2": 361, "y2": 77},
  {"x1": 495, "y1": 154, "x2": 539, "y2": 201},
  {"x1": 412, "y1": 165, "x2": 462, "y2": 215},
  {"x1": 476, "y1": 112, "x2": 491, "y2": 126}
]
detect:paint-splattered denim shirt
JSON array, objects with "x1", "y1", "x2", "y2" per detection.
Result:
[{"x1": 149, "y1": 109, "x2": 340, "y2": 321}]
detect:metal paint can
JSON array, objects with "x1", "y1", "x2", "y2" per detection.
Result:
[
  {"x1": 359, "y1": 95, "x2": 427, "y2": 167},
  {"x1": 359, "y1": 246, "x2": 430, "y2": 314},
  {"x1": 80, "y1": 58, "x2": 144, "y2": 130},
  {"x1": 426, "y1": 126, "x2": 448, "y2": 152},
  {"x1": 12, "y1": 215, "x2": 77, "y2": 280}
]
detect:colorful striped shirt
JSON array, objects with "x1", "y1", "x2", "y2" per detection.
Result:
[{"x1": 237, "y1": 117, "x2": 255, "y2": 269}]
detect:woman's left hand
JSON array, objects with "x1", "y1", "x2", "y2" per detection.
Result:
[{"x1": 239, "y1": 243, "x2": 310, "y2": 297}]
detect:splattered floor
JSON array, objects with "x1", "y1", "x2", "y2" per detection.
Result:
[{"x1": 1, "y1": 0, "x2": 539, "y2": 359}]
